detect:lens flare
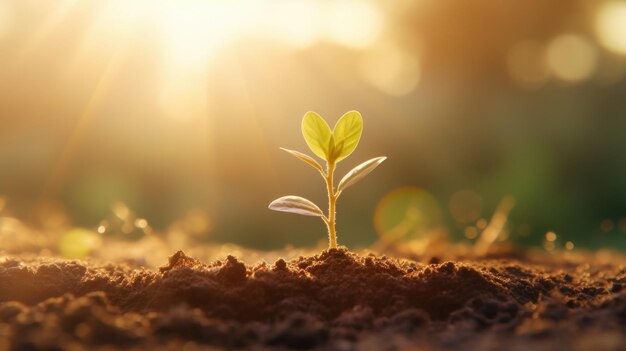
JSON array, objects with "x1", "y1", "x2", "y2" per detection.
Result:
[{"x1": 374, "y1": 187, "x2": 442, "y2": 242}]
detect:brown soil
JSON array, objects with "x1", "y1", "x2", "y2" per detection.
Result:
[{"x1": 0, "y1": 247, "x2": 624, "y2": 350}]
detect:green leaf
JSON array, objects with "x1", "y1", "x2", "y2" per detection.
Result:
[
  {"x1": 332, "y1": 111, "x2": 363, "y2": 163},
  {"x1": 268, "y1": 196, "x2": 324, "y2": 217},
  {"x1": 280, "y1": 148, "x2": 324, "y2": 174},
  {"x1": 301, "y1": 111, "x2": 332, "y2": 160},
  {"x1": 336, "y1": 156, "x2": 386, "y2": 194}
]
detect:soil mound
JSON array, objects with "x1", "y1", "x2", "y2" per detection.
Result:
[{"x1": 0, "y1": 247, "x2": 624, "y2": 350}]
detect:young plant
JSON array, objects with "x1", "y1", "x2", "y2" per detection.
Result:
[{"x1": 269, "y1": 111, "x2": 386, "y2": 248}]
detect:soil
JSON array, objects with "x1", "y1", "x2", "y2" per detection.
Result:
[{"x1": 0, "y1": 247, "x2": 625, "y2": 350}]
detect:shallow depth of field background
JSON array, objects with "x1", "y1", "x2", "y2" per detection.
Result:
[{"x1": 1, "y1": 0, "x2": 626, "y2": 252}]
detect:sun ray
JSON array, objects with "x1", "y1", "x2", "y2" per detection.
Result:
[
  {"x1": 41, "y1": 45, "x2": 127, "y2": 201},
  {"x1": 7, "y1": 0, "x2": 79, "y2": 68},
  {"x1": 230, "y1": 54, "x2": 279, "y2": 185}
]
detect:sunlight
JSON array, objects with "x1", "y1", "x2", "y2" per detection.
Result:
[
  {"x1": 325, "y1": 0, "x2": 383, "y2": 48},
  {"x1": 595, "y1": 1, "x2": 626, "y2": 56},
  {"x1": 0, "y1": 0, "x2": 12, "y2": 42},
  {"x1": 89, "y1": 0, "x2": 384, "y2": 120},
  {"x1": 359, "y1": 44, "x2": 421, "y2": 96},
  {"x1": 19, "y1": 0, "x2": 77, "y2": 51},
  {"x1": 267, "y1": 1, "x2": 323, "y2": 48},
  {"x1": 155, "y1": 1, "x2": 257, "y2": 67},
  {"x1": 98, "y1": 0, "x2": 383, "y2": 68},
  {"x1": 43, "y1": 49, "x2": 126, "y2": 199}
]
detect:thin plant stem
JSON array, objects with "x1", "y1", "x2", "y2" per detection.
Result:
[{"x1": 325, "y1": 162, "x2": 337, "y2": 248}]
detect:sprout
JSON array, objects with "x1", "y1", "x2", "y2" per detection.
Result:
[{"x1": 269, "y1": 111, "x2": 386, "y2": 248}]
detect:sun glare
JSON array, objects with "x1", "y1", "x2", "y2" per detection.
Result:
[
  {"x1": 0, "y1": 0, "x2": 12, "y2": 41},
  {"x1": 325, "y1": 0, "x2": 383, "y2": 48},
  {"x1": 98, "y1": 0, "x2": 383, "y2": 65},
  {"x1": 595, "y1": 1, "x2": 626, "y2": 56},
  {"x1": 89, "y1": 0, "x2": 385, "y2": 119},
  {"x1": 269, "y1": 1, "x2": 323, "y2": 48}
]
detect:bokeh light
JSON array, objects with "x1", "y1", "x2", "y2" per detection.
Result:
[
  {"x1": 464, "y1": 226, "x2": 478, "y2": 239},
  {"x1": 59, "y1": 228, "x2": 101, "y2": 258},
  {"x1": 595, "y1": 1, "x2": 626, "y2": 55},
  {"x1": 546, "y1": 34, "x2": 597, "y2": 83},
  {"x1": 600, "y1": 219, "x2": 614, "y2": 232}
]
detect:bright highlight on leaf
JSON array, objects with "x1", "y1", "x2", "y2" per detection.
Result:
[
  {"x1": 301, "y1": 110, "x2": 364, "y2": 164},
  {"x1": 301, "y1": 111, "x2": 333, "y2": 160},
  {"x1": 337, "y1": 156, "x2": 386, "y2": 194},
  {"x1": 332, "y1": 111, "x2": 363, "y2": 163},
  {"x1": 269, "y1": 196, "x2": 324, "y2": 217},
  {"x1": 270, "y1": 110, "x2": 386, "y2": 249},
  {"x1": 280, "y1": 148, "x2": 324, "y2": 174}
]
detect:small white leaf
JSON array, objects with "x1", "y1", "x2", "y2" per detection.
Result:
[
  {"x1": 268, "y1": 196, "x2": 324, "y2": 217},
  {"x1": 337, "y1": 157, "x2": 387, "y2": 194},
  {"x1": 280, "y1": 148, "x2": 324, "y2": 174}
]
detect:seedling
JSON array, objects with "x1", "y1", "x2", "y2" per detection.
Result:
[{"x1": 269, "y1": 111, "x2": 386, "y2": 248}]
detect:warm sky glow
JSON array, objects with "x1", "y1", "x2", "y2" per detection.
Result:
[
  {"x1": 88, "y1": 0, "x2": 386, "y2": 119},
  {"x1": 98, "y1": 0, "x2": 383, "y2": 61},
  {"x1": 359, "y1": 44, "x2": 421, "y2": 96},
  {"x1": 0, "y1": 1, "x2": 11, "y2": 41}
]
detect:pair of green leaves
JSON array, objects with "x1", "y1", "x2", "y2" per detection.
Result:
[{"x1": 301, "y1": 110, "x2": 363, "y2": 165}]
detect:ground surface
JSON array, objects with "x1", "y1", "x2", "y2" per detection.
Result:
[{"x1": 0, "y1": 246, "x2": 625, "y2": 350}]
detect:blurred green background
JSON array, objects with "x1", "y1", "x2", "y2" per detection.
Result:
[{"x1": 1, "y1": 0, "x2": 625, "y2": 251}]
